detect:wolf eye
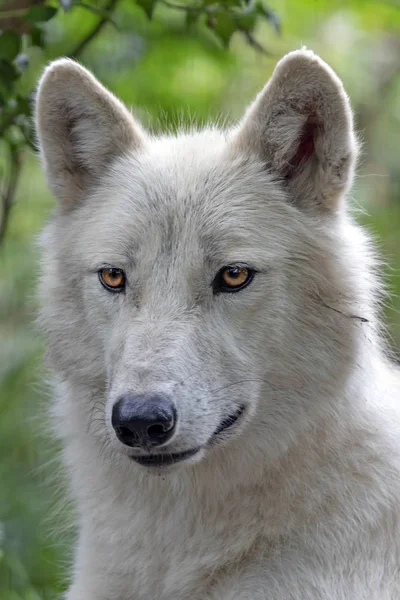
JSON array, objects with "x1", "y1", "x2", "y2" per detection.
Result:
[
  {"x1": 213, "y1": 264, "x2": 255, "y2": 294},
  {"x1": 98, "y1": 267, "x2": 126, "y2": 292}
]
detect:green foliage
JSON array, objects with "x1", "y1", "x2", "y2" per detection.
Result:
[
  {"x1": 0, "y1": 0, "x2": 279, "y2": 244},
  {"x1": 0, "y1": 0, "x2": 277, "y2": 154},
  {"x1": 0, "y1": 31, "x2": 21, "y2": 61},
  {"x1": 136, "y1": 0, "x2": 157, "y2": 19},
  {"x1": 0, "y1": 0, "x2": 399, "y2": 598},
  {"x1": 24, "y1": 5, "x2": 58, "y2": 22}
]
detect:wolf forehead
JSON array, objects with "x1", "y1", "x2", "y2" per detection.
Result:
[
  {"x1": 72, "y1": 131, "x2": 292, "y2": 264},
  {"x1": 37, "y1": 49, "x2": 357, "y2": 269}
]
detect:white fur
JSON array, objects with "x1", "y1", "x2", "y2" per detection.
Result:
[{"x1": 35, "y1": 50, "x2": 400, "y2": 599}]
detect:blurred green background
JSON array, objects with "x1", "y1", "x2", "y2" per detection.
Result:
[{"x1": 0, "y1": 0, "x2": 399, "y2": 597}]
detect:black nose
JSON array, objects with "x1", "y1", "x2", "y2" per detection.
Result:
[{"x1": 112, "y1": 394, "x2": 176, "y2": 449}]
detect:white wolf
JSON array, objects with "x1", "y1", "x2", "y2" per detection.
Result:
[{"x1": 35, "y1": 49, "x2": 400, "y2": 600}]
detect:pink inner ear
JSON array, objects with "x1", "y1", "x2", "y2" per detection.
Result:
[{"x1": 286, "y1": 117, "x2": 318, "y2": 177}]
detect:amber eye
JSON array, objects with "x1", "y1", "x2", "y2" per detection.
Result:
[
  {"x1": 213, "y1": 264, "x2": 255, "y2": 294},
  {"x1": 98, "y1": 267, "x2": 126, "y2": 292}
]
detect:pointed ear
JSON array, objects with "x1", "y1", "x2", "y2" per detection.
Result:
[
  {"x1": 231, "y1": 49, "x2": 358, "y2": 212},
  {"x1": 35, "y1": 59, "x2": 146, "y2": 210}
]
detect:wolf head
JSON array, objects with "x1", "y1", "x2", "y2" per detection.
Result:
[{"x1": 36, "y1": 50, "x2": 370, "y2": 471}]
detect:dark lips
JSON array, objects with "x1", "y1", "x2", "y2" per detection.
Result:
[
  {"x1": 213, "y1": 404, "x2": 245, "y2": 436},
  {"x1": 131, "y1": 447, "x2": 200, "y2": 467},
  {"x1": 131, "y1": 405, "x2": 246, "y2": 468}
]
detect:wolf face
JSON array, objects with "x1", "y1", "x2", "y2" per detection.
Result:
[{"x1": 36, "y1": 50, "x2": 366, "y2": 470}]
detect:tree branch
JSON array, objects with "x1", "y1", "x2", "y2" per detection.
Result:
[
  {"x1": 0, "y1": 8, "x2": 28, "y2": 18},
  {"x1": 69, "y1": 0, "x2": 119, "y2": 58},
  {"x1": 0, "y1": 0, "x2": 121, "y2": 246},
  {"x1": 0, "y1": 148, "x2": 22, "y2": 245},
  {"x1": 242, "y1": 30, "x2": 272, "y2": 55}
]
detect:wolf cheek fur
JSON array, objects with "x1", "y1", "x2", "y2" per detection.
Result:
[{"x1": 35, "y1": 50, "x2": 400, "y2": 600}]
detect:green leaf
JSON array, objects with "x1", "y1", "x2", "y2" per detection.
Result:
[
  {"x1": 16, "y1": 95, "x2": 31, "y2": 117},
  {"x1": 30, "y1": 27, "x2": 45, "y2": 48},
  {"x1": 186, "y1": 10, "x2": 200, "y2": 27},
  {"x1": 210, "y1": 13, "x2": 237, "y2": 47},
  {"x1": 0, "y1": 32, "x2": 21, "y2": 62},
  {"x1": 5, "y1": 122, "x2": 27, "y2": 149},
  {"x1": 0, "y1": 60, "x2": 18, "y2": 102},
  {"x1": 236, "y1": 3, "x2": 257, "y2": 33},
  {"x1": 0, "y1": 60, "x2": 19, "y2": 89},
  {"x1": 258, "y1": 4, "x2": 280, "y2": 34},
  {"x1": 0, "y1": 83, "x2": 10, "y2": 102},
  {"x1": 24, "y1": 5, "x2": 58, "y2": 23},
  {"x1": 136, "y1": 0, "x2": 157, "y2": 19}
]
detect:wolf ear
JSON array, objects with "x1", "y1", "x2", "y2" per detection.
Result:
[
  {"x1": 35, "y1": 59, "x2": 145, "y2": 209},
  {"x1": 232, "y1": 49, "x2": 358, "y2": 212}
]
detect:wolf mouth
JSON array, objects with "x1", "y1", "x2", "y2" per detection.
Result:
[
  {"x1": 213, "y1": 405, "x2": 245, "y2": 436},
  {"x1": 131, "y1": 447, "x2": 200, "y2": 467},
  {"x1": 131, "y1": 405, "x2": 246, "y2": 467}
]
